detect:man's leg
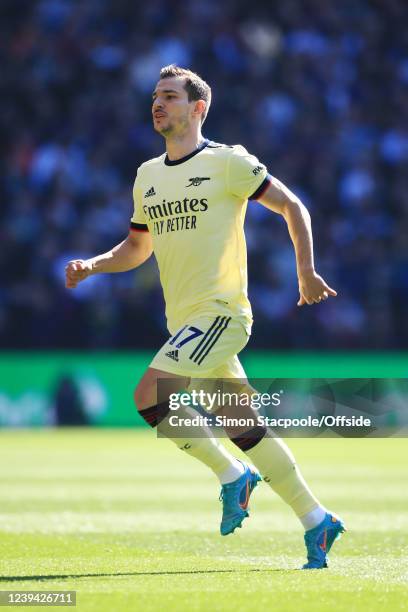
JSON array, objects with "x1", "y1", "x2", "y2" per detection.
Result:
[
  {"x1": 216, "y1": 380, "x2": 346, "y2": 568},
  {"x1": 134, "y1": 366, "x2": 245, "y2": 485},
  {"x1": 217, "y1": 384, "x2": 326, "y2": 530},
  {"x1": 235, "y1": 428, "x2": 326, "y2": 529},
  {"x1": 134, "y1": 317, "x2": 263, "y2": 536}
]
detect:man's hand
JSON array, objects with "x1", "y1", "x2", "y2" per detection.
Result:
[
  {"x1": 65, "y1": 259, "x2": 93, "y2": 289},
  {"x1": 297, "y1": 270, "x2": 337, "y2": 306}
]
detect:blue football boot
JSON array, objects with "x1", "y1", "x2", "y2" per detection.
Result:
[
  {"x1": 302, "y1": 512, "x2": 346, "y2": 569},
  {"x1": 219, "y1": 463, "x2": 261, "y2": 536}
]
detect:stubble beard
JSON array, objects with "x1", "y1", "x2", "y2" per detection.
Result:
[
  {"x1": 155, "y1": 114, "x2": 190, "y2": 140},
  {"x1": 159, "y1": 124, "x2": 174, "y2": 137}
]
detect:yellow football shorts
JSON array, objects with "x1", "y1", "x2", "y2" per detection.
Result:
[{"x1": 150, "y1": 314, "x2": 249, "y2": 379}]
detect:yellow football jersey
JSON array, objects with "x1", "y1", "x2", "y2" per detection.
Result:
[{"x1": 130, "y1": 140, "x2": 271, "y2": 335}]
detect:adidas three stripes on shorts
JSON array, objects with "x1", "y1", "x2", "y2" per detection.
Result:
[{"x1": 150, "y1": 315, "x2": 250, "y2": 379}]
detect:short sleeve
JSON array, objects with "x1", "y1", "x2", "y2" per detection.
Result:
[
  {"x1": 130, "y1": 170, "x2": 149, "y2": 232},
  {"x1": 226, "y1": 146, "x2": 271, "y2": 200}
]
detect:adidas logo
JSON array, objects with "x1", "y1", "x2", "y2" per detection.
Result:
[
  {"x1": 144, "y1": 186, "x2": 156, "y2": 198},
  {"x1": 165, "y1": 349, "x2": 179, "y2": 362}
]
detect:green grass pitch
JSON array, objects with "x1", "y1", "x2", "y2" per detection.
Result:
[{"x1": 0, "y1": 430, "x2": 407, "y2": 611}]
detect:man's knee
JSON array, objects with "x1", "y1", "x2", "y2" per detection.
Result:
[
  {"x1": 134, "y1": 381, "x2": 153, "y2": 412},
  {"x1": 230, "y1": 425, "x2": 267, "y2": 451},
  {"x1": 134, "y1": 369, "x2": 188, "y2": 428},
  {"x1": 134, "y1": 367, "x2": 164, "y2": 411},
  {"x1": 134, "y1": 383, "x2": 170, "y2": 428},
  {"x1": 217, "y1": 381, "x2": 266, "y2": 444}
]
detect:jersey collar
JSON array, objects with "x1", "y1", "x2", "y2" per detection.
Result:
[{"x1": 164, "y1": 139, "x2": 209, "y2": 166}]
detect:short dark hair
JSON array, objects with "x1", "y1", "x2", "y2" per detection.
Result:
[{"x1": 159, "y1": 65, "x2": 211, "y2": 124}]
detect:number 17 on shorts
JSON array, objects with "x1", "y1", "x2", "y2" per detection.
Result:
[{"x1": 150, "y1": 315, "x2": 248, "y2": 377}]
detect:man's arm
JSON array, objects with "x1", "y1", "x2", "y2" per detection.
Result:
[
  {"x1": 65, "y1": 230, "x2": 153, "y2": 289},
  {"x1": 256, "y1": 176, "x2": 337, "y2": 306}
]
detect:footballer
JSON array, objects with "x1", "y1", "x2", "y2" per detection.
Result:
[{"x1": 65, "y1": 65, "x2": 345, "y2": 569}]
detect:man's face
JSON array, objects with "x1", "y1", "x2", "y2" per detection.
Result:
[{"x1": 152, "y1": 77, "x2": 196, "y2": 137}]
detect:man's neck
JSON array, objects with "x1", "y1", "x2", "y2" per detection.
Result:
[{"x1": 165, "y1": 131, "x2": 205, "y2": 161}]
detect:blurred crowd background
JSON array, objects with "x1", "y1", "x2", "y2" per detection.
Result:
[{"x1": 1, "y1": 0, "x2": 407, "y2": 351}]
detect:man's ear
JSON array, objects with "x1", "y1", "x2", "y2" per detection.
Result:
[{"x1": 193, "y1": 99, "x2": 206, "y2": 120}]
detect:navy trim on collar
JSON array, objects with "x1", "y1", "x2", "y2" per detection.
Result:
[{"x1": 164, "y1": 139, "x2": 209, "y2": 166}]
